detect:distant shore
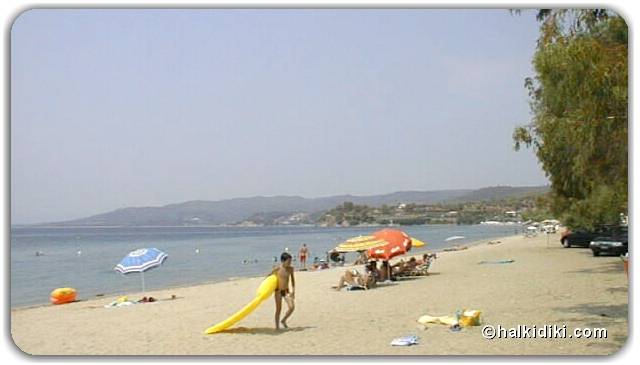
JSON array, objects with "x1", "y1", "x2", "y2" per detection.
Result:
[{"x1": 13, "y1": 222, "x2": 524, "y2": 229}]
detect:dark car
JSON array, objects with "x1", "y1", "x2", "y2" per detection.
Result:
[
  {"x1": 560, "y1": 225, "x2": 623, "y2": 248},
  {"x1": 590, "y1": 229, "x2": 628, "y2": 257}
]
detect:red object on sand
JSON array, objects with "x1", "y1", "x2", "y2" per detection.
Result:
[{"x1": 367, "y1": 229, "x2": 412, "y2": 261}]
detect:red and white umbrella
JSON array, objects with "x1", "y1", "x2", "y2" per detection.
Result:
[
  {"x1": 367, "y1": 229, "x2": 412, "y2": 261},
  {"x1": 367, "y1": 229, "x2": 413, "y2": 280}
]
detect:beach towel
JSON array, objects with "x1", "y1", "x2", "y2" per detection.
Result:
[
  {"x1": 417, "y1": 315, "x2": 458, "y2": 326},
  {"x1": 104, "y1": 301, "x2": 136, "y2": 308},
  {"x1": 346, "y1": 285, "x2": 366, "y2": 291},
  {"x1": 377, "y1": 280, "x2": 397, "y2": 286},
  {"x1": 390, "y1": 335, "x2": 419, "y2": 346},
  {"x1": 478, "y1": 259, "x2": 515, "y2": 265}
]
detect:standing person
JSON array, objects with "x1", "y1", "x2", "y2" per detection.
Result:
[
  {"x1": 272, "y1": 252, "x2": 295, "y2": 330},
  {"x1": 298, "y1": 243, "x2": 309, "y2": 270}
]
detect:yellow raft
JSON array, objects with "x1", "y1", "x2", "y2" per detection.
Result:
[{"x1": 204, "y1": 274, "x2": 278, "y2": 334}]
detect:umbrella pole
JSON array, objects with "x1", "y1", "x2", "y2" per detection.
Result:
[{"x1": 141, "y1": 271, "x2": 146, "y2": 295}]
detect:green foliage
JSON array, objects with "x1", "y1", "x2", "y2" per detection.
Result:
[
  {"x1": 513, "y1": 9, "x2": 627, "y2": 229},
  {"x1": 320, "y1": 202, "x2": 374, "y2": 226},
  {"x1": 392, "y1": 217, "x2": 427, "y2": 226},
  {"x1": 520, "y1": 194, "x2": 554, "y2": 222},
  {"x1": 456, "y1": 212, "x2": 487, "y2": 225},
  {"x1": 380, "y1": 204, "x2": 393, "y2": 215}
]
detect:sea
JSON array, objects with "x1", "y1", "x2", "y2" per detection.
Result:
[{"x1": 10, "y1": 224, "x2": 522, "y2": 308}]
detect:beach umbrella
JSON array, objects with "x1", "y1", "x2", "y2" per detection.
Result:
[
  {"x1": 367, "y1": 229, "x2": 412, "y2": 260},
  {"x1": 334, "y1": 235, "x2": 389, "y2": 253},
  {"x1": 367, "y1": 229, "x2": 413, "y2": 280},
  {"x1": 410, "y1": 237, "x2": 427, "y2": 248},
  {"x1": 114, "y1": 248, "x2": 168, "y2": 293}
]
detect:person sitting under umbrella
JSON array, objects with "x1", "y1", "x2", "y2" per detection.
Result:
[
  {"x1": 334, "y1": 261, "x2": 377, "y2": 290},
  {"x1": 329, "y1": 250, "x2": 345, "y2": 266},
  {"x1": 417, "y1": 253, "x2": 437, "y2": 265},
  {"x1": 378, "y1": 260, "x2": 395, "y2": 282},
  {"x1": 392, "y1": 257, "x2": 419, "y2": 275},
  {"x1": 353, "y1": 251, "x2": 368, "y2": 266}
]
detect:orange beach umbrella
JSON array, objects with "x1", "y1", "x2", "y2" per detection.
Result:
[{"x1": 367, "y1": 229, "x2": 412, "y2": 261}]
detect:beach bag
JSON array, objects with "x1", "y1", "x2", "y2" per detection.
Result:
[{"x1": 458, "y1": 309, "x2": 481, "y2": 327}]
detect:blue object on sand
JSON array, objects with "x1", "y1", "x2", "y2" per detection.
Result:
[
  {"x1": 390, "y1": 335, "x2": 419, "y2": 346},
  {"x1": 478, "y1": 259, "x2": 515, "y2": 265}
]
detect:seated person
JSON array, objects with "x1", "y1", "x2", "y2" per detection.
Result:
[
  {"x1": 391, "y1": 259, "x2": 405, "y2": 271},
  {"x1": 311, "y1": 260, "x2": 329, "y2": 271},
  {"x1": 329, "y1": 250, "x2": 346, "y2": 266},
  {"x1": 397, "y1": 254, "x2": 437, "y2": 276},
  {"x1": 378, "y1": 260, "x2": 394, "y2": 282},
  {"x1": 335, "y1": 261, "x2": 377, "y2": 290},
  {"x1": 393, "y1": 257, "x2": 418, "y2": 274},
  {"x1": 416, "y1": 253, "x2": 437, "y2": 266},
  {"x1": 353, "y1": 251, "x2": 369, "y2": 266}
]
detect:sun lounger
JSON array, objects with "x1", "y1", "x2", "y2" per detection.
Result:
[{"x1": 396, "y1": 262, "x2": 432, "y2": 277}]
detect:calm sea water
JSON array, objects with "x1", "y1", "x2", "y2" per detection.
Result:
[{"x1": 10, "y1": 224, "x2": 520, "y2": 307}]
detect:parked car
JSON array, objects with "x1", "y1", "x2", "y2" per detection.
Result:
[
  {"x1": 560, "y1": 225, "x2": 624, "y2": 248},
  {"x1": 590, "y1": 229, "x2": 628, "y2": 256}
]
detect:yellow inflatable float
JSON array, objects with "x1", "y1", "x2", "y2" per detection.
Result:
[
  {"x1": 50, "y1": 287, "x2": 77, "y2": 305},
  {"x1": 205, "y1": 274, "x2": 278, "y2": 334}
]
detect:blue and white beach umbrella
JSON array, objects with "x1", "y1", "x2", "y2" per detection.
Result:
[{"x1": 114, "y1": 248, "x2": 168, "y2": 293}]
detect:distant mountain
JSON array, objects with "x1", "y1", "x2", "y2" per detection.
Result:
[
  {"x1": 449, "y1": 185, "x2": 550, "y2": 202},
  {"x1": 38, "y1": 185, "x2": 548, "y2": 227}
]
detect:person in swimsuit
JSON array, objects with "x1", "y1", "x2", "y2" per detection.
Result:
[
  {"x1": 334, "y1": 261, "x2": 377, "y2": 290},
  {"x1": 298, "y1": 244, "x2": 309, "y2": 270},
  {"x1": 271, "y1": 252, "x2": 295, "y2": 330}
]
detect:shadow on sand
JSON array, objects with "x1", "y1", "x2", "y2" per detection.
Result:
[
  {"x1": 552, "y1": 302, "x2": 628, "y2": 353},
  {"x1": 553, "y1": 301, "x2": 629, "y2": 330},
  {"x1": 216, "y1": 326, "x2": 314, "y2": 336},
  {"x1": 395, "y1": 272, "x2": 441, "y2": 281},
  {"x1": 564, "y1": 260, "x2": 625, "y2": 275},
  {"x1": 555, "y1": 302, "x2": 628, "y2": 320},
  {"x1": 606, "y1": 286, "x2": 629, "y2": 294}
]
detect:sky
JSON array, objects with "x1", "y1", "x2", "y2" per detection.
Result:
[{"x1": 11, "y1": 9, "x2": 549, "y2": 224}]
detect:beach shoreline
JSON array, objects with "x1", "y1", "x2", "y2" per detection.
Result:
[
  {"x1": 11, "y1": 233, "x2": 628, "y2": 355},
  {"x1": 10, "y1": 233, "x2": 513, "y2": 310}
]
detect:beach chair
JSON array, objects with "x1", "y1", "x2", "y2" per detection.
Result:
[
  {"x1": 398, "y1": 264, "x2": 430, "y2": 277},
  {"x1": 396, "y1": 255, "x2": 435, "y2": 277}
]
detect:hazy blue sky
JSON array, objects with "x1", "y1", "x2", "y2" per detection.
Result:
[{"x1": 11, "y1": 9, "x2": 548, "y2": 224}]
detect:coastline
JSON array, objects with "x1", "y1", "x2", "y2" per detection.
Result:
[
  {"x1": 11, "y1": 233, "x2": 628, "y2": 355},
  {"x1": 10, "y1": 233, "x2": 512, "y2": 311}
]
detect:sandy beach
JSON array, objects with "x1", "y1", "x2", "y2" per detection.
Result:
[{"x1": 10, "y1": 233, "x2": 628, "y2": 356}]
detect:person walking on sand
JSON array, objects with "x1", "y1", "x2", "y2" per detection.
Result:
[
  {"x1": 298, "y1": 244, "x2": 309, "y2": 270},
  {"x1": 271, "y1": 252, "x2": 295, "y2": 330}
]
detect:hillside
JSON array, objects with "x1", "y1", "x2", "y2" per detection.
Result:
[
  {"x1": 450, "y1": 185, "x2": 549, "y2": 202},
  {"x1": 38, "y1": 186, "x2": 548, "y2": 227}
]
